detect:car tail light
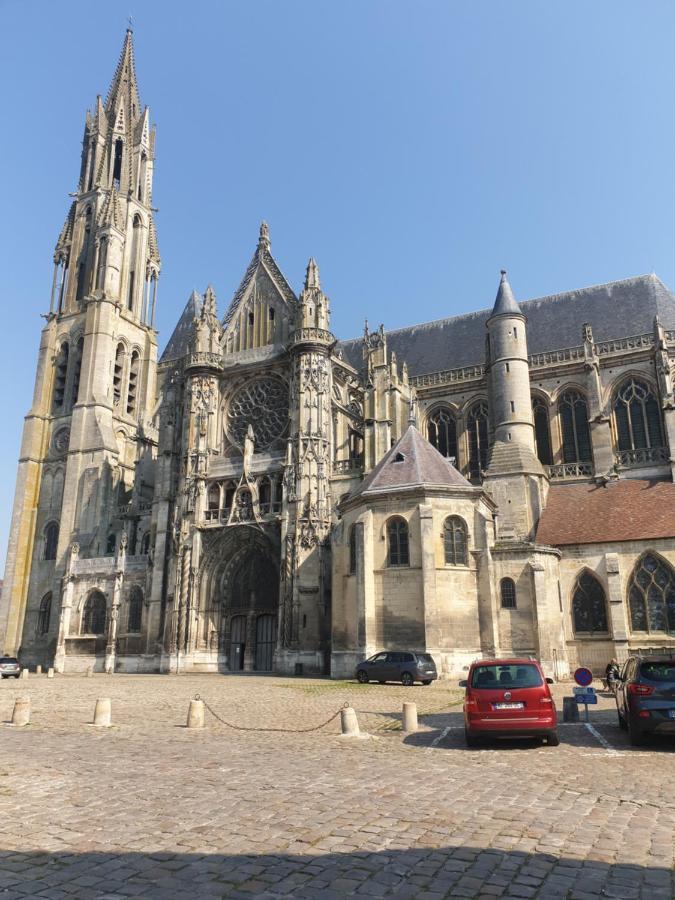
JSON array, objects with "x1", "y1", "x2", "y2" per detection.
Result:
[
  {"x1": 628, "y1": 683, "x2": 654, "y2": 696},
  {"x1": 638, "y1": 710, "x2": 650, "y2": 718},
  {"x1": 465, "y1": 694, "x2": 477, "y2": 709},
  {"x1": 540, "y1": 697, "x2": 553, "y2": 705}
]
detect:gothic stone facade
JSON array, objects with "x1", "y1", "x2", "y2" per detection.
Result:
[{"x1": 2, "y1": 32, "x2": 675, "y2": 679}]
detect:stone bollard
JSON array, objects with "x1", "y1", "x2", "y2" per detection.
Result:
[
  {"x1": 187, "y1": 699, "x2": 205, "y2": 729},
  {"x1": 20, "y1": 668, "x2": 28, "y2": 680},
  {"x1": 36, "y1": 665, "x2": 42, "y2": 675},
  {"x1": 402, "y1": 701, "x2": 418, "y2": 733},
  {"x1": 340, "y1": 706, "x2": 361, "y2": 737},
  {"x1": 10, "y1": 697, "x2": 30, "y2": 727},
  {"x1": 92, "y1": 698, "x2": 112, "y2": 727},
  {"x1": 86, "y1": 667, "x2": 94, "y2": 678},
  {"x1": 47, "y1": 668, "x2": 54, "y2": 679}
]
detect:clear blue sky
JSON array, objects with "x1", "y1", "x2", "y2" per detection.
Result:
[{"x1": 1, "y1": 0, "x2": 675, "y2": 569}]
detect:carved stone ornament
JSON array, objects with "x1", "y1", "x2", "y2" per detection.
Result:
[
  {"x1": 225, "y1": 375, "x2": 289, "y2": 450},
  {"x1": 52, "y1": 427, "x2": 71, "y2": 454}
]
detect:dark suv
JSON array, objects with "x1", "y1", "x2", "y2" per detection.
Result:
[
  {"x1": 356, "y1": 652, "x2": 438, "y2": 686},
  {"x1": 616, "y1": 655, "x2": 675, "y2": 746}
]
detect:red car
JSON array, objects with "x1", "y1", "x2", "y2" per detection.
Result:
[{"x1": 460, "y1": 658, "x2": 559, "y2": 747}]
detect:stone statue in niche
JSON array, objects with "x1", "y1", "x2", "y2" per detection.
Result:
[{"x1": 243, "y1": 424, "x2": 255, "y2": 477}]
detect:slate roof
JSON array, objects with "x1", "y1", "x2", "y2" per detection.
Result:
[
  {"x1": 160, "y1": 290, "x2": 202, "y2": 362},
  {"x1": 347, "y1": 425, "x2": 473, "y2": 502},
  {"x1": 536, "y1": 479, "x2": 675, "y2": 546},
  {"x1": 337, "y1": 274, "x2": 675, "y2": 376}
]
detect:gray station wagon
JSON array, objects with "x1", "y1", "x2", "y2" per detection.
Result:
[
  {"x1": 356, "y1": 651, "x2": 438, "y2": 686},
  {"x1": 0, "y1": 657, "x2": 21, "y2": 679}
]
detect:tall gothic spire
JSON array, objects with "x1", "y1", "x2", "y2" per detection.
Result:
[{"x1": 105, "y1": 29, "x2": 141, "y2": 120}]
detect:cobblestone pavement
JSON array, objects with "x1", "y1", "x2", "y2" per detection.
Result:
[{"x1": 0, "y1": 674, "x2": 674, "y2": 899}]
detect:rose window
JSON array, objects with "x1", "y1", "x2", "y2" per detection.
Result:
[{"x1": 225, "y1": 376, "x2": 289, "y2": 449}]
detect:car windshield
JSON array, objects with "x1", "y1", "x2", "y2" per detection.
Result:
[
  {"x1": 416, "y1": 654, "x2": 435, "y2": 665},
  {"x1": 640, "y1": 661, "x2": 675, "y2": 682},
  {"x1": 470, "y1": 664, "x2": 542, "y2": 689}
]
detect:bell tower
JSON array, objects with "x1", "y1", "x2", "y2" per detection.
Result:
[{"x1": 0, "y1": 30, "x2": 161, "y2": 662}]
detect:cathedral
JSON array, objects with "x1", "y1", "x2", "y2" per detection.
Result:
[{"x1": 2, "y1": 31, "x2": 675, "y2": 680}]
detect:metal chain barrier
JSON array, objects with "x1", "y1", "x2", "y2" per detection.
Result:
[{"x1": 195, "y1": 694, "x2": 350, "y2": 734}]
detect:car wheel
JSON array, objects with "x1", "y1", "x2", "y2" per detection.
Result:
[
  {"x1": 356, "y1": 670, "x2": 369, "y2": 684},
  {"x1": 421, "y1": 680, "x2": 432, "y2": 686},
  {"x1": 12, "y1": 674, "x2": 19, "y2": 679},
  {"x1": 401, "y1": 672, "x2": 414, "y2": 687},
  {"x1": 378, "y1": 680, "x2": 386, "y2": 685},
  {"x1": 465, "y1": 729, "x2": 480, "y2": 748},
  {"x1": 617, "y1": 709, "x2": 627, "y2": 730},
  {"x1": 628, "y1": 719, "x2": 646, "y2": 747},
  {"x1": 545, "y1": 731, "x2": 560, "y2": 747}
]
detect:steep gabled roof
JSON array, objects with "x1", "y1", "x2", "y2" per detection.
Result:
[
  {"x1": 222, "y1": 222, "x2": 296, "y2": 327},
  {"x1": 347, "y1": 426, "x2": 473, "y2": 502},
  {"x1": 160, "y1": 290, "x2": 202, "y2": 362},
  {"x1": 337, "y1": 274, "x2": 675, "y2": 376}
]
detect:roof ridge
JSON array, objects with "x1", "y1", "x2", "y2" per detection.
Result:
[{"x1": 339, "y1": 273, "x2": 668, "y2": 344}]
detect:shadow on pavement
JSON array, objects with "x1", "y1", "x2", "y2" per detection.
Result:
[{"x1": 0, "y1": 845, "x2": 672, "y2": 898}]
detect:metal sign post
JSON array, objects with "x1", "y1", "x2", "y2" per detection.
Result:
[{"x1": 573, "y1": 667, "x2": 595, "y2": 722}]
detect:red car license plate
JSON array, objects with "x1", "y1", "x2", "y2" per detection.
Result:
[{"x1": 494, "y1": 702, "x2": 524, "y2": 710}]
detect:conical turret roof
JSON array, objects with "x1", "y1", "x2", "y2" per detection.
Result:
[{"x1": 490, "y1": 270, "x2": 522, "y2": 318}]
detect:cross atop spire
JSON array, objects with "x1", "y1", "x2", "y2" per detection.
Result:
[{"x1": 105, "y1": 29, "x2": 141, "y2": 120}]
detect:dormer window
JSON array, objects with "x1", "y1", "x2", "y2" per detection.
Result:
[{"x1": 394, "y1": 452, "x2": 405, "y2": 463}]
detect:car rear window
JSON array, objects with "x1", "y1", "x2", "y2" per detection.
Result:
[
  {"x1": 640, "y1": 661, "x2": 675, "y2": 682},
  {"x1": 0, "y1": 658, "x2": 18, "y2": 664},
  {"x1": 415, "y1": 654, "x2": 436, "y2": 665},
  {"x1": 470, "y1": 664, "x2": 542, "y2": 689}
]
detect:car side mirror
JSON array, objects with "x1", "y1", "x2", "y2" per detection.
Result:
[
  {"x1": 546, "y1": 677, "x2": 554, "y2": 684},
  {"x1": 458, "y1": 679, "x2": 468, "y2": 688}
]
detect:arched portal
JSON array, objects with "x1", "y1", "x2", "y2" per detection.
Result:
[{"x1": 199, "y1": 528, "x2": 281, "y2": 672}]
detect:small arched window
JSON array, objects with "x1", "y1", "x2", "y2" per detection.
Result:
[
  {"x1": 140, "y1": 532, "x2": 151, "y2": 555},
  {"x1": 559, "y1": 390, "x2": 592, "y2": 463},
  {"x1": 52, "y1": 342, "x2": 69, "y2": 410},
  {"x1": 349, "y1": 525, "x2": 357, "y2": 574},
  {"x1": 113, "y1": 343, "x2": 125, "y2": 407},
  {"x1": 444, "y1": 516, "x2": 468, "y2": 566},
  {"x1": 106, "y1": 533, "x2": 116, "y2": 555},
  {"x1": 532, "y1": 397, "x2": 553, "y2": 466},
  {"x1": 500, "y1": 578, "x2": 517, "y2": 609},
  {"x1": 127, "y1": 586, "x2": 143, "y2": 633},
  {"x1": 572, "y1": 571, "x2": 608, "y2": 633},
  {"x1": 43, "y1": 522, "x2": 59, "y2": 561},
  {"x1": 82, "y1": 591, "x2": 106, "y2": 635},
  {"x1": 387, "y1": 517, "x2": 409, "y2": 567},
  {"x1": 628, "y1": 553, "x2": 675, "y2": 634},
  {"x1": 427, "y1": 408, "x2": 457, "y2": 461},
  {"x1": 467, "y1": 402, "x2": 489, "y2": 480},
  {"x1": 37, "y1": 592, "x2": 52, "y2": 636},
  {"x1": 207, "y1": 483, "x2": 220, "y2": 512},
  {"x1": 613, "y1": 378, "x2": 663, "y2": 452},
  {"x1": 258, "y1": 477, "x2": 271, "y2": 513}
]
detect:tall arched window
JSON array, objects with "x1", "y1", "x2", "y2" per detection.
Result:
[
  {"x1": 614, "y1": 378, "x2": 663, "y2": 452},
  {"x1": 559, "y1": 390, "x2": 592, "y2": 463},
  {"x1": 37, "y1": 592, "x2": 52, "y2": 636},
  {"x1": 127, "y1": 215, "x2": 142, "y2": 311},
  {"x1": 349, "y1": 525, "x2": 357, "y2": 574},
  {"x1": 628, "y1": 553, "x2": 675, "y2": 633},
  {"x1": 386, "y1": 517, "x2": 409, "y2": 567},
  {"x1": 138, "y1": 152, "x2": 147, "y2": 201},
  {"x1": 532, "y1": 397, "x2": 553, "y2": 466},
  {"x1": 106, "y1": 533, "x2": 116, "y2": 555},
  {"x1": 467, "y1": 402, "x2": 489, "y2": 480},
  {"x1": 140, "y1": 532, "x2": 151, "y2": 555},
  {"x1": 571, "y1": 571, "x2": 608, "y2": 633},
  {"x1": 52, "y1": 341, "x2": 69, "y2": 410},
  {"x1": 258, "y1": 477, "x2": 271, "y2": 514},
  {"x1": 427, "y1": 408, "x2": 457, "y2": 461},
  {"x1": 96, "y1": 236, "x2": 108, "y2": 290},
  {"x1": 126, "y1": 350, "x2": 140, "y2": 416},
  {"x1": 500, "y1": 578, "x2": 517, "y2": 609},
  {"x1": 127, "y1": 586, "x2": 143, "y2": 633},
  {"x1": 444, "y1": 516, "x2": 467, "y2": 566},
  {"x1": 43, "y1": 522, "x2": 59, "y2": 561},
  {"x1": 112, "y1": 138, "x2": 124, "y2": 190},
  {"x1": 207, "y1": 483, "x2": 220, "y2": 515},
  {"x1": 82, "y1": 591, "x2": 106, "y2": 635},
  {"x1": 70, "y1": 336, "x2": 84, "y2": 407},
  {"x1": 75, "y1": 206, "x2": 92, "y2": 304},
  {"x1": 113, "y1": 343, "x2": 125, "y2": 408}
]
